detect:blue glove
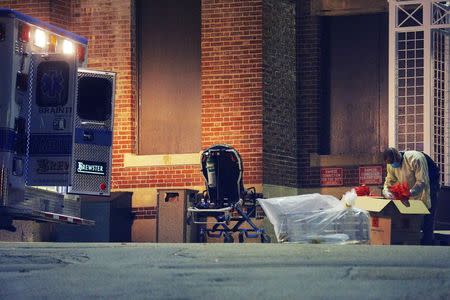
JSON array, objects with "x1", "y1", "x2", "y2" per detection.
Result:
[
  {"x1": 383, "y1": 190, "x2": 394, "y2": 200},
  {"x1": 409, "y1": 188, "x2": 419, "y2": 197},
  {"x1": 409, "y1": 183, "x2": 424, "y2": 197}
]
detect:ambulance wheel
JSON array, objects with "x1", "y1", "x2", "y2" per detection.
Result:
[
  {"x1": 261, "y1": 234, "x2": 271, "y2": 243},
  {"x1": 224, "y1": 233, "x2": 234, "y2": 243}
]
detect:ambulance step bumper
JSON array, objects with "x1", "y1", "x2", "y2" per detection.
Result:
[{"x1": 0, "y1": 206, "x2": 95, "y2": 226}]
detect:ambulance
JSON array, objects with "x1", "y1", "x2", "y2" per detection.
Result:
[{"x1": 0, "y1": 9, "x2": 115, "y2": 231}]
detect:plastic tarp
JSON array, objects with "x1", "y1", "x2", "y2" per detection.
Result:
[{"x1": 258, "y1": 192, "x2": 370, "y2": 244}]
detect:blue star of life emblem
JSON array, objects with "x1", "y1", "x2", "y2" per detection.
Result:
[{"x1": 41, "y1": 69, "x2": 64, "y2": 100}]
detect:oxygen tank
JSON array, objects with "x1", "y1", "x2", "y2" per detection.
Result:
[{"x1": 206, "y1": 156, "x2": 216, "y2": 188}]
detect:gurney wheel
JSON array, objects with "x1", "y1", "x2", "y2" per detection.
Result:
[
  {"x1": 238, "y1": 232, "x2": 244, "y2": 243},
  {"x1": 199, "y1": 231, "x2": 207, "y2": 243},
  {"x1": 261, "y1": 234, "x2": 271, "y2": 243},
  {"x1": 186, "y1": 213, "x2": 193, "y2": 225},
  {"x1": 224, "y1": 233, "x2": 234, "y2": 243}
]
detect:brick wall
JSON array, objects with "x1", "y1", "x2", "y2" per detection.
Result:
[
  {"x1": 48, "y1": 0, "x2": 71, "y2": 28},
  {"x1": 1, "y1": 0, "x2": 394, "y2": 243},
  {"x1": 132, "y1": 206, "x2": 157, "y2": 220},
  {"x1": 296, "y1": 1, "x2": 387, "y2": 192},
  {"x1": 1, "y1": 0, "x2": 266, "y2": 190},
  {"x1": 201, "y1": 0, "x2": 263, "y2": 185},
  {"x1": 0, "y1": 0, "x2": 204, "y2": 191},
  {"x1": 1, "y1": 0, "x2": 381, "y2": 193},
  {"x1": 70, "y1": 0, "x2": 137, "y2": 190},
  {"x1": 0, "y1": 0, "x2": 51, "y2": 22},
  {"x1": 70, "y1": 1, "x2": 205, "y2": 189},
  {"x1": 262, "y1": 0, "x2": 297, "y2": 187},
  {"x1": 297, "y1": 0, "x2": 323, "y2": 188}
]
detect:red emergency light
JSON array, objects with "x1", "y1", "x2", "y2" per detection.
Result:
[
  {"x1": 77, "y1": 44, "x2": 86, "y2": 64},
  {"x1": 99, "y1": 183, "x2": 107, "y2": 191},
  {"x1": 18, "y1": 22, "x2": 30, "y2": 43}
]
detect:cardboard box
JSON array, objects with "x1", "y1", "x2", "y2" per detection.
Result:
[{"x1": 355, "y1": 196, "x2": 430, "y2": 245}]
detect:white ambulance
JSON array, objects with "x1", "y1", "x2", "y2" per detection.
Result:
[{"x1": 0, "y1": 9, "x2": 115, "y2": 231}]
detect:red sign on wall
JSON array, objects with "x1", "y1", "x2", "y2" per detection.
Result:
[
  {"x1": 320, "y1": 168, "x2": 343, "y2": 186},
  {"x1": 359, "y1": 166, "x2": 383, "y2": 185}
]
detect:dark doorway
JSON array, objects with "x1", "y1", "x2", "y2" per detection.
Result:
[
  {"x1": 136, "y1": 0, "x2": 201, "y2": 155},
  {"x1": 322, "y1": 14, "x2": 389, "y2": 154}
]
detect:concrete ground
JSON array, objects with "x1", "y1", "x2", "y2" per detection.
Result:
[{"x1": 0, "y1": 242, "x2": 449, "y2": 299}]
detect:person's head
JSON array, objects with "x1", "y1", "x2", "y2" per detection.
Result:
[{"x1": 383, "y1": 147, "x2": 402, "y2": 168}]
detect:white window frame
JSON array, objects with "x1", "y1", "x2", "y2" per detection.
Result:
[{"x1": 389, "y1": 0, "x2": 450, "y2": 184}]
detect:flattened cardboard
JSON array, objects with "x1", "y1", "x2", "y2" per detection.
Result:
[
  {"x1": 354, "y1": 196, "x2": 430, "y2": 214},
  {"x1": 354, "y1": 197, "x2": 390, "y2": 212},
  {"x1": 392, "y1": 200, "x2": 430, "y2": 214}
]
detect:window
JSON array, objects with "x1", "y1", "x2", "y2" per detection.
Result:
[
  {"x1": 37, "y1": 61, "x2": 69, "y2": 107},
  {"x1": 77, "y1": 77, "x2": 112, "y2": 121},
  {"x1": 136, "y1": 0, "x2": 201, "y2": 155}
]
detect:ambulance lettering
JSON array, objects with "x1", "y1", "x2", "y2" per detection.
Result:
[
  {"x1": 76, "y1": 161, "x2": 106, "y2": 176},
  {"x1": 36, "y1": 159, "x2": 70, "y2": 174},
  {"x1": 38, "y1": 107, "x2": 72, "y2": 114}
]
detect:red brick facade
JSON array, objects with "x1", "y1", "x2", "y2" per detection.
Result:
[
  {"x1": 132, "y1": 206, "x2": 157, "y2": 219},
  {"x1": 2, "y1": 0, "x2": 52, "y2": 22},
  {"x1": 0, "y1": 0, "x2": 394, "y2": 243},
  {"x1": 297, "y1": 0, "x2": 323, "y2": 188},
  {"x1": 296, "y1": 0, "x2": 386, "y2": 190},
  {"x1": 202, "y1": 0, "x2": 263, "y2": 185},
  {"x1": 0, "y1": 0, "x2": 381, "y2": 194},
  {"x1": 1, "y1": 0, "x2": 266, "y2": 189},
  {"x1": 71, "y1": 1, "x2": 141, "y2": 189}
]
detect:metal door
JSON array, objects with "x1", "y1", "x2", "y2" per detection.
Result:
[
  {"x1": 70, "y1": 69, "x2": 115, "y2": 196},
  {"x1": 25, "y1": 53, "x2": 77, "y2": 186}
]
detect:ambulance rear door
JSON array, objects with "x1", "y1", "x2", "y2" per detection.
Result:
[
  {"x1": 70, "y1": 69, "x2": 115, "y2": 196},
  {"x1": 25, "y1": 53, "x2": 77, "y2": 187}
]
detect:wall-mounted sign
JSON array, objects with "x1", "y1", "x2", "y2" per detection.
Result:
[
  {"x1": 320, "y1": 167, "x2": 343, "y2": 186},
  {"x1": 359, "y1": 166, "x2": 383, "y2": 185}
]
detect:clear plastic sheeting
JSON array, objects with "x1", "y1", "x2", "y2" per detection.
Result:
[{"x1": 258, "y1": 193, "x2": 370, "y2": 244}]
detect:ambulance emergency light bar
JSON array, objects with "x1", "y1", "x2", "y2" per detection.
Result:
[{"x1": 0, "y1": 8, "x2": 87, "y2": 63}]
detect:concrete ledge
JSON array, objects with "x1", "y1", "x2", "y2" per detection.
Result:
[
  {"x1": 311, "y1": 0, "x2": 387, "y2": 16},
  {"x1": 124, "y1": 153, "x2": 201, "y2": 167},
  {"x1": 310, "y1": 153, "x2": 384, "y2": 167},
  {"x1": 262, "y1": 184, "x2": 299, "y2": 198}
]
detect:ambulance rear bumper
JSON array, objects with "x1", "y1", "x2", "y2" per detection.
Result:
[{"x1": 0, "y1": 206, "x2": 95, "y2": 226}]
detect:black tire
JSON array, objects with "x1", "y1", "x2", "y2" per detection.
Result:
[
  {"x1": 199, "y1": 231, "x2": 207, "y2": 243},
  {"x1": 261, "y1": 234, "x2": 271, "y2": 243},
  {"x1": 224, "y1": 233, "x2": 234, "y2": 243},
  {"x1": 238, "y1": 232, "x2": 244, "y2": 243},
  {"x1": 186, "y1": 214, "x2": 193, "y2": 225}
]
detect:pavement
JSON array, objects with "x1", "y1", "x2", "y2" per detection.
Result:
[{"x1": 0, "y1": 242, "x2": 450, "y2": 299}]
